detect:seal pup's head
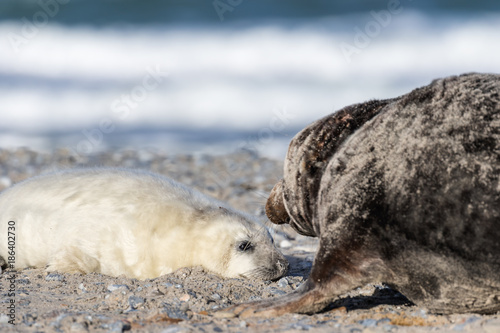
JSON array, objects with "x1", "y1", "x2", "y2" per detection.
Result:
[{"x1": 198, "y1": 206, "x2": 288, "y2": 281}]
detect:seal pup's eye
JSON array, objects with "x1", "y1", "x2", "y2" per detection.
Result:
[{"x1": 238, "y1": 241, "x2": 254, "y2": 252}]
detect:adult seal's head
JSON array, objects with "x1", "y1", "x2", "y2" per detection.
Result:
[
  {"x1": 266, "y1": 98, "x2": 392, "y2": 237},
  {"x1": 0, "y1": 168, "x2": 288, "y2": 281},
  {"x1": 220, "y1": 73, "x2": 500, "y2": 318}
]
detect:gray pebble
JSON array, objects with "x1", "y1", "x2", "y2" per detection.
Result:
[
  {"x1": 49, "y1": 313, "x2": 69, "y2": 329},
  {"x1": 160, "y1": 326, "x2": 186, "y2": 333},
  {"x1": 179, "y1": 302, "x2": 189, "y2": 312},
  {"x1": 382, "y1": 324, "x2": 399, "y2": 332},
  {"x1": 22, "y1": 313, "x2": 37, "y2": 324},
  {"x1": 128, "y1": 296, "x2": 145, "y2": 309},
  {"x1": 465, "y1": 316, "x2": 481, "y2": 324},
  {"x1": 266, "y1": 287, "x2": 287, "y2": 296},
  {"x1": 410, "y1": 308, "x2": 428, "y2": 319},
  {"x1": 108, "y1": 320, "x2": 131, "y2": 332},
  {"x1": 289, "y1": 323, "x2": 312, "y2": 330},
  {"x1": 377, "y1": 318, "x2": 391, "y2": 326},
  {"x1": 17, "y1": 289, "x2": 30, "y2": 296},
  {"x1": 359, "y1": 319, "x2": 378, "y2": 327},
  {"x1": 175, "y1": 284, "x2": 183, "y2": 289},
  {"x1": 277, "y1": 277, "x2": 289, "y2": 288},
  {"x1": 211, "y1": 293, "x2": 221, "y2": 300},
  {"x1": 107, "y1": 284, "x2": 130, "y2": 293},
  {"x1": 453, "y1": 316, "x2": 481, "y2": 331},
  {"x1": 162, "y1": 305, "x2": 190, "y2": 321},
  {"x1": 163, "y1": 282, "x2": 174, "y2": 288},
  {"x1": 45, "y1": 273, "x2": 65, "y2": 282}
]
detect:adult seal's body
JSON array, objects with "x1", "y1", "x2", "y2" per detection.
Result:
[
  {"x1": 0, "y1": 168, "x2": 288, "y2": 280},
  {"x1": 224, "y1": 73, "x2": 500, "y2": 317}
]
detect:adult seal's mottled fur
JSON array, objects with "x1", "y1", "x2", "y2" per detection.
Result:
[
  {"x1": 222, "y1": 73, "x2": 500, "y2": 317},
  {"x1": 0, "y1": 168, "x2": 288, "y2": 280}
]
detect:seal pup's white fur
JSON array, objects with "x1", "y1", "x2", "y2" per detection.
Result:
[{"x1": 0, "y1": 168, "x2": 288, "y2": 280}]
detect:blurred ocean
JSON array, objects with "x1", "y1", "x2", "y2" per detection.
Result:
[{"x1": 1, "y1": 0, "x2": 500, "y2": 159}]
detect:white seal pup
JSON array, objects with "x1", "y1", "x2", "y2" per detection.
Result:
[{"x1": 0, "y1": 168, "x2": 288, "y2": 280}]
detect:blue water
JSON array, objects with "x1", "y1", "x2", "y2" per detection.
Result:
[
  {"x1": 1, "y1": 0, "x2": 499, "y2": 25},
  {"x1": 1, "y1": 1, "x2": 500, "y2": 158}
]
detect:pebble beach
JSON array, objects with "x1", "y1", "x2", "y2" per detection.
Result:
[{"x1": 0, "y1": 147, "x2": 499, "y2": 332}]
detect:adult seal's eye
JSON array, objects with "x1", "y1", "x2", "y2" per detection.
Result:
[{"x1": 238, "y1": 241, "x2": 253, "y2": 252}]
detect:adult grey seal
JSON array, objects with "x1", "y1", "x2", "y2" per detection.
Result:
[
  {"x1": 0, "y1": 168, "x2": 288, "y2": 280},
  {"x1": 222, "y1": 73, "x2": 500, "y2": 317}
]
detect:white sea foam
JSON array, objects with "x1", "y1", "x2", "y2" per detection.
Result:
[{"x1": 1, "y1": 12, "x2": 500, "y2": 158}]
